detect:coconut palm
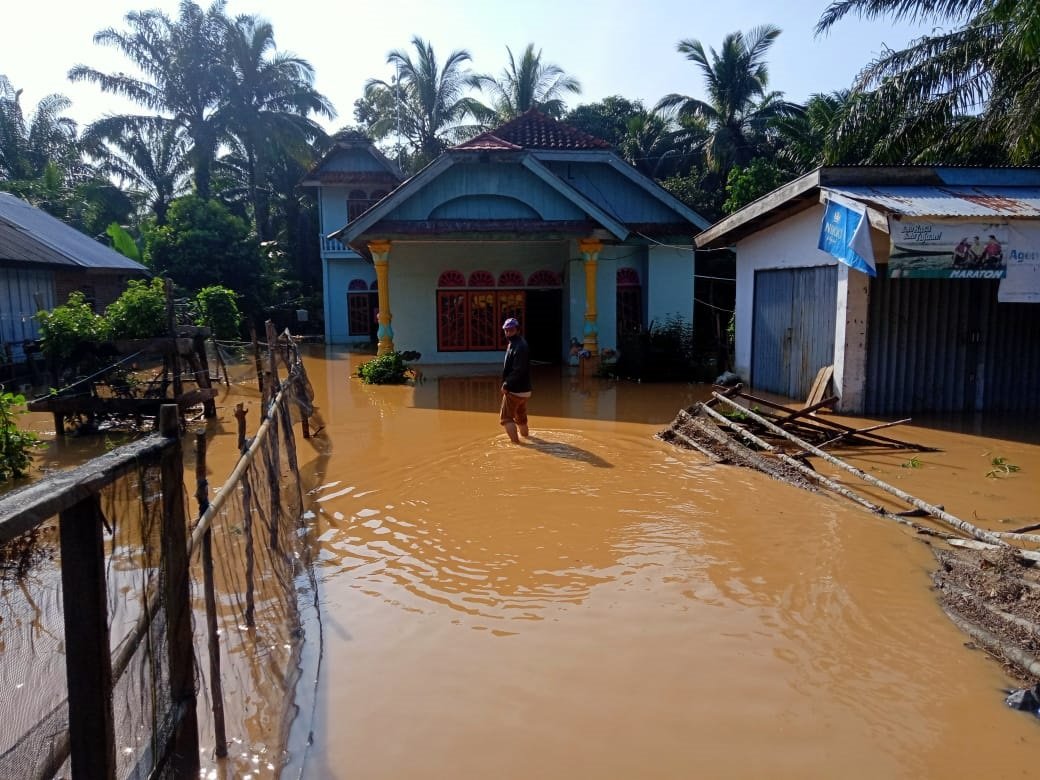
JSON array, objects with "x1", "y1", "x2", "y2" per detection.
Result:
[
  {"x1": 816, "y1": 0, "x2": 1040, "y2": 162},
  {"x1": 69, "y1": 1, "x2": 229, "y2": 198},
  {"x1": 469, "y1": 44, "x2": 582, "y2": 123},
  {"x1": 216, "y1": 12, "x2": 335, "y2": 238},
  {"x1": 656, "y1": 26, "x2": 800, "y2": 173},
  {"x1": 365, "y1": 36, "x2": 484, "y2": 167}
]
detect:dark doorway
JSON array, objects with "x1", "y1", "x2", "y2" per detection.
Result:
[
  {"x1": 524, "y1": 289, "x2": 563, "y2": 364},
  {"x1": 368, "y1": 292, "x2": 379, "y2": 343}
]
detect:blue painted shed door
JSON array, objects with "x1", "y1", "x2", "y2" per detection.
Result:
[{"x1": 752, "y1": 266, "x2": 837, "y2": 399}]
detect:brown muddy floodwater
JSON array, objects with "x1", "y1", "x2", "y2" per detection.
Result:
[{"x1": 282, "y1": 348, "x2": 1039, "y2": 780}]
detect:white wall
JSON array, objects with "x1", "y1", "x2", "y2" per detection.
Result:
[{"x1": 732, "y1": 203, "x2": 883, "y2": 411}]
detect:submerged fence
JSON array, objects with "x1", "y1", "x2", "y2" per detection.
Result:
[{"x1": 0, "y1": 325, "x2": 315, "y2": 778}]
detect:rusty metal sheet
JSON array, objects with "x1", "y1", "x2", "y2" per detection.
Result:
[{"x1": 826, "y1": 185, "x2": 1040, "y2": 218}]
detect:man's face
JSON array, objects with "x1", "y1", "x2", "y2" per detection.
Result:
[{"x1": 503, "y1": 326, "x2": 518, "y2": 338}]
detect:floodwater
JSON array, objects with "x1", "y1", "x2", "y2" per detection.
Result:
[{"x1": 283, "y1": 348, "x2": 1040, "y2": 780}]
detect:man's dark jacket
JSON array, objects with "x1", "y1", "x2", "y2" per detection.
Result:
[{"x1": 502, "y1": 335, "x2": 531, "y2": 393}]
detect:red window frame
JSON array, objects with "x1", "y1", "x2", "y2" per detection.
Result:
[{"x1": 437, "y1": 289, "x2": 526, "y2": 351}]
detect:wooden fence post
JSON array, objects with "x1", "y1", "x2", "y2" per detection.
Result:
[
  {"x1": 158, "y1": 405, "x2": 200, "y2": 776},
  {"x1": 195, "y1": 431, "x2": 227, "y2": 758},
  {"x1": 250, "y1": 323, "x2": 264, "y2": 395},
  {"x1": 234, "y1": 403, "x2": 248, "y2": 453},
  {"x1": 59, "y1": 494, "x2": 116, "y2": 779}
]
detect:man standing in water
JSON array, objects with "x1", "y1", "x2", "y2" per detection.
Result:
[{"x1": 500, "y1": 317, "x2": 531, "y2": 444}]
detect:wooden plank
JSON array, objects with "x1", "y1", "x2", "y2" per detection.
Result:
[
  {"x1": 59, "y1": 495, "x2": 116, "y2": 779},
  {"x1": 0, "y1": 434, "x2": 168, "y2": 542},
  {"x1": 803, "y1": 365, "x2": 833, "y2": 408},
  {"x1": 735, "y1": 390, "x2": 933, "y2": 450}
]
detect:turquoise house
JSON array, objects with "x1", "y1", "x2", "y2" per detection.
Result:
[
  {"x1": 302, "y1": 130, "x2": 404, "y2": 344},
  {"x1": 314, "y1": 109, "x2": 709, "y2": 364}
]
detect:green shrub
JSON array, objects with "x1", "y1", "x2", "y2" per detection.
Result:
[
  {"x1": 0, "y1": 390, "x2": 39, "y2": 481},
  {"x1": 612, "y1": 314, "x2": 697, "y2": 382},
  {"x1": 36, "y1": 291, "x2": 106, "y2": 361},
  {"x1": 103, "y1": 277, "x2": 167, "y2": 340},
  {"x1": 357, "y1": 351, "x2": 410, "y2": 384},
  {"x1": 194, "y1": 285, "x2": 242, "y2": 339}
]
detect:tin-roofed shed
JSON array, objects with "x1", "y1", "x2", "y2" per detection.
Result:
[
  {"x1": 695, "y1": 166, "x2": 1040, "y2": 415},
  {"x1": 0, "y1": 193, "x2": 149, "y2": 361}
]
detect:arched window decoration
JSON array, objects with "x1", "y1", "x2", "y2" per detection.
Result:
[
  {"x1": 498, "y1": 270, "x2": 525, "y2": 287},
  {"x1": 438, "y1": 270, "x2": 466, "y2": 288},
  {"x1": 347, "y1": 189, "x2": 368, "y2": 221},
  {"x1": 527, "y1": 269, "x2": 561, "y2": 288},
  {"x1": 617, "y1": 267, "x2": 641, "y2": 286},
  {"x1": 348, "y1": 278, "x2": 369, "y2": 291},
  {"x1": 370, "y1": 280, "x2": 378, "y2": 290},
  {"x1": 468, "y1": 270, "x2": 496, "y2": 288}
]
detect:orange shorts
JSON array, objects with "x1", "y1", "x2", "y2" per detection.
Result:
[{"x1": 499, "y1": 393, "x2": 529, "y2": 426}]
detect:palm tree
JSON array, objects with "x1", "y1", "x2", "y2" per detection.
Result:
[
  {"x1": 216, "y1": 13, "x2": 335, "y2": 238},
  {"x1": 0, "y1": 75, "x2": 82, "y2": 181},
  {"x1": 365, "y1": 36, "x2": 483, "y2": 167},
  {"x1": 617, "y1": 111, "x2": 705, "y2": 179},
  {"x1": 469, "y1": 44, "x2": 582, "y2": 123},
  {"x1": 69, "y1": 1, "x2": 229, "y2": 198},
  {"x1": 655, "y1": 26, "x2": 799, "y2": 173},
  {"x1": 83, "y1": 116, "x2": 191, "y2": 224},
  {"x1": 816, "y1": 0, "x2": 1040, "y2": 163}
]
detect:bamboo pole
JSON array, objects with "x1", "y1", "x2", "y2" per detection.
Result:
[
  {"x1": 195, "y1": 432, "x2": 227, "y2": 758},
  {"x1": 713, "y1": 392, "x2": 1008, "y2": 547},
  {"x1": 938, "y1": 602, "x2": 1040, "y2": 678},
  {"x1": 694, "y1": 405, "x2": 952, "y2": 538}
]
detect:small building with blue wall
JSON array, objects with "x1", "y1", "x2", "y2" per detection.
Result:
[
  {"x1": 301, "y1": 130, "x2": 405, "y2": 345},
  {"x1": 313, "y1": 109, "x2": 709, "y2": 364}
]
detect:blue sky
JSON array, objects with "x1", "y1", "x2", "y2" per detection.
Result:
[{"x1": 2, "y1": 0, "x2": 937, "y2": 131}]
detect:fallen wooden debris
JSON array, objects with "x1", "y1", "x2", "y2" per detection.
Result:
[{"x1": 934, "y1": 547, "x2": 1040, "y2": 682}]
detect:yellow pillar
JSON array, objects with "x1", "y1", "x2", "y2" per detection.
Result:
[
  {"x1": 369, "y1": 240, "x2": 394, "y2": 355},
  {"x1": 579, "y1": 238, "x2": 603, "y2": 356}
]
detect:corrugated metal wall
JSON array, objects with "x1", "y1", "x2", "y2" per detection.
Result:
[
  {"x1": 865, "y1": 277, "x2": 1040, "y2": 414},
  {"x1": 0, "y1": 267, "x2": 54, "y2": 361},
  {"x1": 752, "y1": 266, "x2": 837, "y2": 399}
]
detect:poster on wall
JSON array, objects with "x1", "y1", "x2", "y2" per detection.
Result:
[
  {"x1": 999, "y1": 222, "x2": 1040, "y2": 302},
  {"x1": 887, "y1": 218, "x2": 1008, "y2": 279}
]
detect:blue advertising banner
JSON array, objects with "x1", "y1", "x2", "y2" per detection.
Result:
[{"x1": 818, "y1": 199, "x2": 876, "y2": 276}]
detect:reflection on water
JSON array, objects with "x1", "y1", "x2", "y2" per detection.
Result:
[{"x1": 285, "y1": 348, "x2": 1040, "y2": 779}]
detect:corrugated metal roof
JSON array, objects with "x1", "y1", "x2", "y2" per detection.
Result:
[
  {"x1": 0, "y1": 225, "x2": 77, "y2": 267},
  {"x1": 0, "y1": 193, "x2": 146, "y2": 271},
  {"x1": 827, "y1": 185, "x2": 1040, "y2": 218}
]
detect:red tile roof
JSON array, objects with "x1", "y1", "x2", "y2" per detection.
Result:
[{"x1": 455, "y1": 108, "x2": 612, "y2": 151}]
